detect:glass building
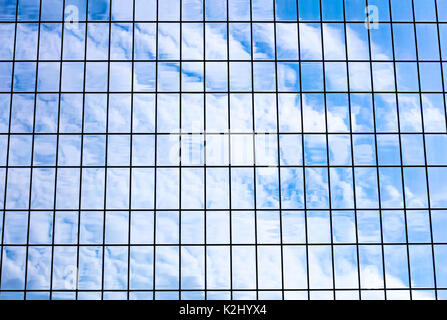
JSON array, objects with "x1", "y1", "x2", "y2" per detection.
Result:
[{"x1": 0, "y1": 0, "x2": 446, "y2": 300}]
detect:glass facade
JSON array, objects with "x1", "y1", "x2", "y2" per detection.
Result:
[{"x1": 0, "y1": 0, "x2": 446, "y2": 300}]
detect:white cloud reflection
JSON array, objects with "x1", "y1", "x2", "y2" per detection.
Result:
[{"x1": 0, "y1": 0, "x2": 445, "y2": 301}]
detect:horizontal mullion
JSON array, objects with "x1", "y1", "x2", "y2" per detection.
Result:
[
  {"x1": 1, "y1": 165, "x2": 447, "y2": 169},
  {"x1": 1, "y1": 132, "x2": 446, "y2": 135},
  {"x1": 2, "y1": 59, "x2": 446, "y2": 63},
  {"x1": 0, "y1": 288, "x2": 442, "y2": 292},
  {"x1": 1, "y1": 208, "x2": 445, "y2": 212},
  {"x1": 3, "y1": 91, "x2": 446, "y2": 94},
  {"x1": 1, "y1": 242, "x2": 446, "y2": 247},
  {"x1": 2, "y1": 20, "x2": 447, "y2": 24}
]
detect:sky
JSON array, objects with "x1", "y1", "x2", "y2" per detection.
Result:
[{"x1": 0, "y1": 0, "x2": 446, "y2": 300}]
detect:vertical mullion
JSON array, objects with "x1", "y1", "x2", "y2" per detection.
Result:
[
  {"x1": 0, "y1": 0, "x2": 18, "y2": 293},
  {"x1": 387, "y1": 0, "x2": 413, "y2": 300},
  {"x1": 411, "y1": 0, "x2": 438, "y2": 299},
  {"x1": 23, "y1": 0, "x2": 43, "y2": 300},
  {"x1": 434, "y1": 1, "x2": 447, "y2": 295},
  {"x1": 203, "y1": 0, "x2": 209, "y2": 301},
  {"x1": 365, "y1": 0, "x2": 387, "y2": 300},
  {"x1": 318, "y1": 0, "x2": 336, "y2": 299},
  {"x1": 153, "y1": 0, "x2": 159, "y2": 301},
  {"x1": 342, "y1": 0, "x2": 362, "y2": 300},
  {"x1": 296, "y1": 0, "x2": 311, "y2": 300},
  {"x1": 49, "y1": 0, "x2": 66, "y2": 300},
  {"x1": 272, "y1": 0, "x2": 285, "y2": 301},
  {"x1": 225, "y1": 0, "x2": 234, "y2": 300},
  {"x1": 179, "y1": 0, "x2": 182, "y2": 300},
  {"x1": 434, "y1": 0, "x2": 447, "y2": 134},
  {"x1": 75, "y1": 0, "x2": 90, "y2": 301},
  {"x1": 100, "y1": 0, "x2": 113, "y2": 300},
  {"x1": 249, "y1": 0, "x2": 259, "y2": 300},
  {"x1": 127, "y1": 0, "x2": 136, "y2": 301}
]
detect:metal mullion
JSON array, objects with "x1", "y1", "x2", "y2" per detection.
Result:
[
  {"x1": 74, "y1": 0, "x2": 90, "y2": 301},
  {"x1": 225, "y1": 0, "x2": 234, "y2": 300},
  {"x1": 365, "y1": 0, "x2": 388, "y2": 299},
  {"x1": 7, "y1": 90, "x2": 447, "y2": 95},
  {"x1": 23, "y1": 0, "x2": 43, "y2": 300},
  {"x1": 3, "y1": 164, "x2": 447, "y2": 170},
  {"x1": 342, "y1": 0, "x2": 362, "y2": 300},
  {"x1": 249, "y1": 0, "x2": 259, "y2": 300},
  {"x1": 3, "y1": 130, "x2": 447, "y2": 136},
  {"x1": 0, "y1": 286, "x2": 444, "y2": 292},
  {"x1": 319, "y1": 0, "x2": 336, "y2": 300},
  {"x1": 152, "y1": 0, "x2": 159, "y2": 301},
  {"x1": 202, "y1": 0, "x2": 209, "y2": 301},
  {"x1": 7, "y1": 207, "x2": 447, "y2": 212},
  {"x1": 178, "y1": 0, "x2": 183, "y2": 300},
  {"x1": 0, "y1": 58, "x2": 441, "y2": 63},
  {"x1": 434, "y1": 1, "x2": 447, "y2": 134},
  {"x1": 126, "y1": 0, "x2": 136, "y2": 301},
  {"x1": 0, "y1": 0, "x2": 18, "y2": 292},
  {"x1": 49, "y1": 0, "x2": 67, "y2": 300},
  {"x1": 411, "y1": 0, "x2": 438, "y2": 299},
  {"x1": 0, "y1": 286, "x2": 445, "y2": 292},
  {"x1": 4, "y1": 19, "x2": 447, "y2": 24},
  {"x1": 1, "y1": 58, "x2": 444, "y2": 63},
  {"x1": 387, "y1": 0, "x2": 413, "y2": 300},
  {"x1": 434, "y1": 0, "x2": 447, "y2": 295},
  {"x1": 296, "y1": 0, "x2": 311, "y2": 300},
  {"x1": 2, "y1": 241, "x2": 447, "y2": 247},
  {"x1": 272, "y1": 0, "x2": 285, "y2": 301},
  {"x1": 100, "y1": 0, "x2": 113, "y2": 300}
]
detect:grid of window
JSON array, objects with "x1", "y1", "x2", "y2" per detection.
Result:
[{"x1": 0, "y1": 0, "x2": 447, "y2": 300}]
